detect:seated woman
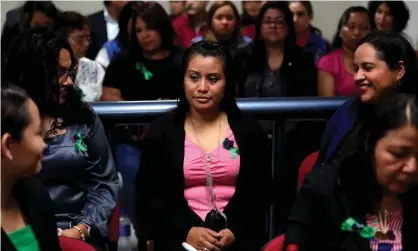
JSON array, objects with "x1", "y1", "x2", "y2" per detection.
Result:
[
  {"x1": 136, "y1": 41, "x2": 272, "y2": 251},
  {"x1": 1, "y1": 84, "x2": 61, "y2": 251},
  {"x1": 102, "y1": 1, "x2": 183, "y2": 102},
  {"x1": 238, "y1": 1, "x2": 317, "y2": 98},
  {"x1": 314, "y1": 31, "x2": 418, "y2": 169},
  {"x1": 2, "y1": 30, "x2": 119, "y2": 251},
  {"x1": 284, "y1": 93, "x2": 418, "y2": 251},
  {"x1": 192, "y1": 1, "x2": 252, "y2": 57},
  {"x1": 317, "y1": 6, "x2": 371, "y2": 97}
]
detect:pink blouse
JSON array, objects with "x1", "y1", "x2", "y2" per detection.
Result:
[
  {"x1": 366, "y1": 211, "x2": 403, "y2": 251},
  {"x1": 183, "y1": 126, "x2": 240, "y2": 221},
  {"x1": 317, "y1": 49, "x2": 358, "y2": 97}
]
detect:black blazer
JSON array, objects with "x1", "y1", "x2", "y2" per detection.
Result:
[
  {"x1": 87, "y1": 10, "x2": 107, "y2": 59},
  {"x1": 284, "y1": 154, "x2": 418, "y2": 251},
  {"x1": 135, "y1": 111, "x2": 272, "y2": 251},
  {"x1": 1, "y1": 178, "x2": 62, "y2": 251}
]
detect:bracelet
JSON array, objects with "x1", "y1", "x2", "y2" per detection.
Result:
[{"x1": 73, "y1": 226, "x2": 86, "y2": 241}]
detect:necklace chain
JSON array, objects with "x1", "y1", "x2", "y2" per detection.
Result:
[{"x1": 189, "y1": 114, "x2": 222, "y2": 211}]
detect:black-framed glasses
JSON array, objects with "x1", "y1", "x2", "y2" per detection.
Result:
[{"x1": 58, "y1": 64, "x2": 77, "y2": 82}]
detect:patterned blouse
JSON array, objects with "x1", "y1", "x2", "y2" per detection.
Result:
[{"x1": 366, "y1": 211, "x2": 403, "y2": 251}]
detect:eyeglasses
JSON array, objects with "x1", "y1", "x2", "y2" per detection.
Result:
[
  {"x1": 58, "y1": 64, "x2": 77, "y2": 82},
  {"x1": 261, "y1": 19, "x2": 287, "y2": 28},
  {"x1": 69, "y1": 35, "x2": 92, "y2": 45}
]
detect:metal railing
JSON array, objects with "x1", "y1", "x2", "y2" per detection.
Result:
[{"x1": 92, "y1": 97, "x2": 349, "y2": 238}]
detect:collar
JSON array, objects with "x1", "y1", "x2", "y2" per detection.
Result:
[{"x1": 103, "y1": 8, "x2": 117, "y2": 24}]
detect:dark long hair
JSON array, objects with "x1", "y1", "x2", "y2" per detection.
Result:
[
  {"x1": 1, "y1": 84, "x2": 32, "y2": 141},
  {"x1": 1, "y1": 28, "x2": 93, "y2": 135},
  {"x1": 368, "y1": 1, "x2": 410, "y2": 33},
  {"x1": 338, "y1": 93, "x2": 418, "y2": 249},
  {"x1": 357, "y1": 31, "x2": 418, "y2": 96},
  {"x1": 250, "y1": 1, "x2": 297, "y2": 74},
  {"x1": 177, "y1": 40, "x2": 239, "y2": 118},
  {"x1": 117, "y1": 1, "x2": 138, "y2": 51},
  {"x1": 332, "y1": 6, "x2": 370, "y2": 49},
  {"x1": 129, "y1": 1, "x2": 177, "y2": 60}
]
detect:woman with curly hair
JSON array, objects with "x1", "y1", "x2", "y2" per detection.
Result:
[{"x1": 2, "y1": 29, "x2": 119, "y2": 251}]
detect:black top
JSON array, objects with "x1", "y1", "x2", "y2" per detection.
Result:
[
  {"x1": 39, "y1": 112, "x2": 119, "y2": 240},
  {"x1": 284, "y1": 153, "x2": 418, "y2": 251},
  {"x1": 135, "y1": 111, "x2": 272, "y2": 251},
  {"x1": 103, "y1": 51, "x2": 184, "y2": 101},
  {"x1": 236, "y1": 44, "x2": 317, "y2": 98},
  {"x1": 1, "y1": 178, "x2": 62, "y2": 251}
]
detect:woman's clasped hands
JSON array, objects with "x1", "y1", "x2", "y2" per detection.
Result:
[{"x1": 186, "y1": 227, "x2": 235, "y2": 251}]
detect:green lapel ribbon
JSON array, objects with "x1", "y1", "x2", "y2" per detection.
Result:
[
  {"x1": 229, "y1": 147, "x2": 240, "y2": 159},
  {"x1": 341, "y1": 217, "x2": 376, "y2": 239},
  {"x1": 136, "y1": 63, "x2": 154, "y2": 80},
  {"x1": 72, "y1": 132, "x2": 87, "y2": 153}
]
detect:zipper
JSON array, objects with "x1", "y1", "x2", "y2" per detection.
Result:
[{"x1": 206, "y1": 152, "x2": 211, "y2": 163}]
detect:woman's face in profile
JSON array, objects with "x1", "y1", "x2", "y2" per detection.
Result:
[
  {"x1": 353, "y1": 43, "x2": 405, "y2": 103},
  {"x1": 184, "y1": 55, "x2": 226, "y2": 113},
  {"x1": 373, "y1": 125, "x2": 418, "y2": 194},
  {"x1": 1, "y1": 99, "x2": 46, "y2": 177}
]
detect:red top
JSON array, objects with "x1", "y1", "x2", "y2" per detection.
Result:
[{"x1": 172, "y1": 14, "x2": 208, "y2": 48}]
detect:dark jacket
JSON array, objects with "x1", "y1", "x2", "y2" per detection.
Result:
[
  {"x1": 314, "y1": 98, "x2": 360, "y2": 169},
  {"x1": 285, "y1": 151, "x2": 418, "y2": 251},
  {"x1": 38, "y1": 113, "x2": 119, "y2": 241},
  {"x1": 1, "y1": 178, "x2": 62, "y2": 251},
  {"x1": 135, "y1": 111, "x2": 272, "y2": 251},
  {"x1": 87, "y1": 10, "x2": 107, "y2": 59},
  {"x1": 236, "y1": 43, "x2": 317, "y2": 98}
]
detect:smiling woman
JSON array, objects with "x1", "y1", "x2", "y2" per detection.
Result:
[{"x1": 136, "y1": 40, "x2": 272, "y2": 251}]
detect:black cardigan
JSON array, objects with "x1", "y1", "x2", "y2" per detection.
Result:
[
  {"x1": 284, "y1": 154, "x2": 418, "y2": 251},
  {"x1": 1, "y1": 178, "x2": 62, "y2": 251},
  {"x1": 135, "y1": 111, "x2": 272, "y2": 251}
]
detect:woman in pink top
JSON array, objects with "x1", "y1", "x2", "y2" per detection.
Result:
[
  {"x1": 317, "y1": 6, "x2": 371, "y2": 97},
  {"x1": 136, "y1": 40, "x2": 272, "y2": 251}
]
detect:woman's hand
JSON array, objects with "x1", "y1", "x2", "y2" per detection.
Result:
[
  {"x1": 186, "y1": 227, "x2": 222, "y2": 251},
  {"x1": 60, "y1": 228, "x2": 81, "y2": 239},
  {"x1": 218, "y1": 229, "x2": 235, "y2": 247}
]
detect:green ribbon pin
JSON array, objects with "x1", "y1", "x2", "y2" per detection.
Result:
[
  {"x1": 136, "y1": 63, "x2": 153, "y2": 80},
  {"x1": 72, "y1": 132, "x2": 87, "y2": 153},
  {"x1": 229, "y1": 147, "x2": 240, "y2": 159},
  {"x1": 341, "y1": 217, "x2": 376, "y2": 239}
]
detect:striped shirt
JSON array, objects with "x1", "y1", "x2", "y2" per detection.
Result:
[{"x1": 366, "y1": 211, "x2": 403, "y2": 251}]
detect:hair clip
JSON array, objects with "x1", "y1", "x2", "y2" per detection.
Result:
[
  {"x1": 223, "y1": 138, "x2": 240, "y2": 159},
  {"x1": 341, "y1": 217, "x2": 376, "y2": 239},
  {"x1": 136, "y1": 63, "x2": 153, "y2": 80},
  {"x1": 72, "y1": 131, "x2": 87, "y2": 153}
]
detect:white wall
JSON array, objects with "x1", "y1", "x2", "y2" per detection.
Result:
[{"x1": 1, "y1": 1, "x2": 417, "y2": 47}]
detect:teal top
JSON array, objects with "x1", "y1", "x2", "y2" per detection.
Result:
[{"x1": 7, "y1": 225, "x2": 40, "y2": 251}]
